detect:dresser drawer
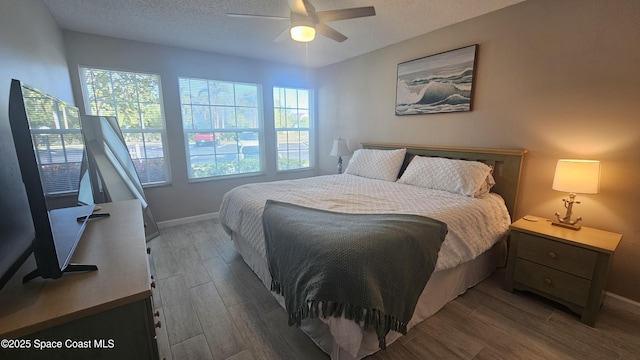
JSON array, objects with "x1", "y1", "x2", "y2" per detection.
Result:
[
  {"x1": 514, "y1": 259, "x2": 591, "y2": 307},
  {"x1": 516, "y1": 233, "x2": 598, "y2": 279}
]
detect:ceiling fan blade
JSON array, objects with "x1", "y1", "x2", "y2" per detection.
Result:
[
  {"x1": 302, "y1": 0, "x2": 315, "y2": 14},
  {"x1": 316, "y1": 23, "x2": 347, "y2": 42},
  {"x1": 288, "y1": 0, "x2": 309, "y2": 16},
  {"x1": 316, "y1": 7, "x2": 376, "y2": 23},
  {"x1": 227, "y1": 13, "x2": 289, "y2": 20}
]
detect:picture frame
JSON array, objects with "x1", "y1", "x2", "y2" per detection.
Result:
[{"x1": 395, "y1": 44, "x2": 478, "y2": 116}]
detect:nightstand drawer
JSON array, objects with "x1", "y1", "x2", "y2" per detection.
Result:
[
  {"x1": 517, "y1": 233, "x2": 598, "y2": 279},
  {"x1": 514, "y1": 259, "x2": 591, "y2": 307}
]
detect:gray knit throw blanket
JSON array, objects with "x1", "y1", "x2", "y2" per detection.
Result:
[{"x1": 262, "y1": 200, "x2": 447, "y2": 349}]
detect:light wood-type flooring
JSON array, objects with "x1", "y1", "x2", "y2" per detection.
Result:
[{"x1": 149, "y1": 220, "x2": 640, "y2": 360}]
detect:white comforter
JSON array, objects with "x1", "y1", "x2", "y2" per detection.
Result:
[{"x1": 219, "y1": 173, "x2": 511, "y2": 272}]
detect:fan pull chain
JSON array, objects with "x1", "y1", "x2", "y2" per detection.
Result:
[{"x1": 305, "y1": 42, "x2": 310, "y2": 79}]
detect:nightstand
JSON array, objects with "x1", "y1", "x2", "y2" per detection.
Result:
[{"x1": 505, "y1": 216, "x2": 622, "y2": 326}]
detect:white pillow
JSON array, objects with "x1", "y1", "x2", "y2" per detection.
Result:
[
  {"x1": 344, "y1": 148, "x2": 406, "y2": 182},
  {"x1": 397, "y1": 156, "x2": 493, "y2": 197},
  {"x1": 475, "y1": 172, "x2": 496, "y2": 197}
]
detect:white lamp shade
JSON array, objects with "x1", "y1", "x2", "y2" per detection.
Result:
[
  {"x1": 290, "y1": 21, "x2": 316, "y2": 42},
  {"x1": 330, "y1": 138, "x2": 350, "y2": 157},
  {"x1": 552, "y1": 159, "x2": 601, "y2": 194}
]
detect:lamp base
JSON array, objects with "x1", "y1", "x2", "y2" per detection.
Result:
[
  {"x1": 551, "y1": 220, "x2": 582, "y2": 230},
  {"x1": 553, "y1": 194, "x2": 583, "y2": 230}
]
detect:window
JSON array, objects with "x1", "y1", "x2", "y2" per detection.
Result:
[
  {"x1": 273, "y1": 87, "x2": 313, "y2": 171},
  {"x1": 80, "y1": 67, "x2": 169, "y2": 185},
  {"x1": 22, "y1": 85, "x2": 83, "y2": 195},
  {"x1": 179, "y1": 78, "x2": 263, "y2": 179}
]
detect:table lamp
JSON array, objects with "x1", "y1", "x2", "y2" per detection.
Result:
[
  {"x1": 330, "y1": 138, "x2": 350, "y2": 174},
  {"x1": 551, "y1": 159, "x2": 601, "y2": 230}
]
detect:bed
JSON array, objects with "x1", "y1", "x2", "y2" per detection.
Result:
[{"x1": 219, "y1": 143, "x2": 527, "y2": 359}]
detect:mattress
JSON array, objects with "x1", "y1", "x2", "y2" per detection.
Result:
[{"x1": 219, "y1": 173, "x2": 511, "y2": 358}]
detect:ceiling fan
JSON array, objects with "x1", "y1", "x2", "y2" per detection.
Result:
[{"x1": 227, "y1": 0, "x2": 376, "y2": 43}]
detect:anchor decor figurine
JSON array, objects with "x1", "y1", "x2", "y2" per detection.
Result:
[
  {"x1": 551, "y1": 159, "x2": 601, "y2": 231},
  {"x1": 553, "y1": 192, "x2": 583, "y2": 230}
]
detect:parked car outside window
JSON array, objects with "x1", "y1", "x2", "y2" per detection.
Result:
[{"x1": 194, "y1": 133, "x2": 220, "y2": 147}]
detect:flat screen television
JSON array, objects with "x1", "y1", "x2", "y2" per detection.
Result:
[
  {"x1": 0, "y1": 85, "x2": 34, "y2": 290},
  {"x1": 0, "y1": 79, "x2": 96, "y2": 289}
]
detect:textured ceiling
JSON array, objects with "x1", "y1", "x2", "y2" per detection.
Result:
[{"x1": 43, "y1": 0, "x2": 525, "y2": 68}]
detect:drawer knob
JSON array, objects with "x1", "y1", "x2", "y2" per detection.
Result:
[
  {"x1": 151, "y1": 281, "x2": 156, "y2": 288},
  {"x1": 543, "y1": 277, "x2": 553, "y2": 286},
  {"x1": 548, "y1": 251, "x2": 557, "y2": 259},
  {"x1": 155, "y1": 320, "x2": 162, "y2": 328}
]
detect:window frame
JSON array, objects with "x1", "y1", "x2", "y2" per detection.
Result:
[
  {"x1": 178, "y1": 77, "x2": 265, "y2": 181},
  {"x1": 79, "y1": 66, "x2": 171, "y2": 187},
  {"x1": 273, "y1": 86, "x2": 314, "y2": 172}
]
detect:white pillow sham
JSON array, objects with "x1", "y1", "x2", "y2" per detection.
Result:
[
  {"x1": 397, "y1": 156, "x2": 494, "y2": 197},
  {"x1": 344, "y1": 148, "x2": 406, "y2": 182}
]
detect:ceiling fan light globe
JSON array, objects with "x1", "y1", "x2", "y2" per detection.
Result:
[{"x1": 291, "y1": 24, "x2": 315, "y2": 42}]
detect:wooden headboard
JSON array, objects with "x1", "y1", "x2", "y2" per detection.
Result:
[{"x1": 362, "y1": 142, "x2": 528, "y2": 217}]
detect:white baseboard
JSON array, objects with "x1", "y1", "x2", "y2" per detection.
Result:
[
  {"x1": 157, "y1": 212, "x2": 219, "y2": 229},
  {"x1": 604, "y1": 292, "x2": 640, "y2": 315}
]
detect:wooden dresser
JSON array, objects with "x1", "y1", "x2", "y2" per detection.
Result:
[
  {"x1": 505, "y1": 216, "x2": 622, "y2": 326},
  {"x1": 0, "y1": 200, "x2": 159, "y2": 359}
]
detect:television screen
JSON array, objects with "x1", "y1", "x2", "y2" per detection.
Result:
[
  {"x1": 4, "y1": 79, "x2": 95, "y2": 286},
  {"x1": 0, "y1": 90, "x2": 36, "y2": 291}
]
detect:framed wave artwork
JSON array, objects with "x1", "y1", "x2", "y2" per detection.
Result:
[{"x1": 395, "y1": 44, "x2": 478, "y2": 115}]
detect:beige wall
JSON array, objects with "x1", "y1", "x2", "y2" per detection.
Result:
[{"x1": 316, "y1": 0, "x2": 640, "y2": 301}]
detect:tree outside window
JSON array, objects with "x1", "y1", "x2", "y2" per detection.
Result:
[{"x1": 80, "y1": 68, "x2": 169, "y2": 185}]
